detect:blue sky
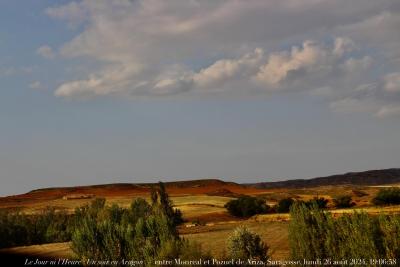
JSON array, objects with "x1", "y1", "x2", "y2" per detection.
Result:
[{"x1": 1, "y1": 0, "x2": 400, "y2": 196}]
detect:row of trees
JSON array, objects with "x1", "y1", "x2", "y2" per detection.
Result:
[
  {"x1": 0, "y1": 208, "x2": 72, "y2": 248},
  {"x1": 226, "y1": 187, "x2": 400, "y2": 218},
  {"x1": 225, "y1": 195, "x2": 329, "y2": 217}
]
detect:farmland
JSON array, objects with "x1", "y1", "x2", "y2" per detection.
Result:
[{"x1": 1, "y1": 179, "x2": 400, "y2": 261}]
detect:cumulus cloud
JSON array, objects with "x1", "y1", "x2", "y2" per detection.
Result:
[
  {"x1": 46, "y1": 0, "x2": 400, "y2": 117},
  {"x1": 36, "y1": 45, "x2": 55, "y2": 59},
  {"x1": 256, "y1": 40, "x2": 338, "y2": 87},
  {"x1": 54, "y1": 64, "x2": 141, "y2": 98},
  {"x1": 193, "y1": 48, "x2": 264, "y2": 89}
]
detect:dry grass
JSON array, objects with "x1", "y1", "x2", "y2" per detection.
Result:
[{"x1": 181, "y1": 221, "x2": 289, "y2": 260}]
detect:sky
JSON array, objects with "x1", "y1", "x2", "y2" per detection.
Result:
[{"x1": 1, "y1": 0, "x2": 400, "y2": 196}]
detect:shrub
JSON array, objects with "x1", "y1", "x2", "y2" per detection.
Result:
[
  {"x1": 378, "y1": 215, "x2": 400, "y2": 258},
  {"x1": 289, "y1": 202, "x2": 400, "y2": 263},
  {"x1": 372, "y1": 188, "x2": 400, "y2": 205},
  {"x1": 288, "y1": 203, "x2": 331, "y2": 261},
  {"x1": 71, "y1": 197, "x2": 182, "y2": 264},
  {"x1": 227, "y1": 226, "x2": 268, "y2": 261},
  {"x1": 276, "y1": 198, "x2": 294, "y2": 213},
  {"x1": 333, "y1": 195, "x2": 355, "y2": 208},
  {"x1": 224, "y1": 196, "x2": 270, "y2": 218},
  {"x1": 305, "y1": 197, "x2": 329, "y2": 209},
  {"x1": 71, "y1": 183, "x2": 200, "y2": 265}
]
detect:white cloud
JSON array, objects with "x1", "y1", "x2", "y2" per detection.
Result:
[
  {"x1": 341, "y1": 56, "x2": 373, "y2": 72},
  {"x1": 333, "y1": 37, "x2": 355, "y2": 57},
  {"x1": 337, "y1": 11, "x2": 400, "y2": 61},
  {"x1": 37, "y1": 45, "x2": 55, "y2": 59},
  {"x1": 384, "y1": 72, "x2": 400, "y2": 93},
  {"x1": 254, "y1": 38, "x2": 368, "y2": 92},
  {"x1": 329, "y1": 78, "x2": 400, "y2": 118},
  {"x1": 45, "y1": 1, "x2": 87, "y2": 28},
  {"x1": 193, "y1": 48, "x2": 264, "y2": 89},
  {"x1": 376, "y1": 105, "x2": 400, "y2": 118},
  {"x1": 29, "y1": 81, "x2": 45, "y2": 90},
  {"x1": 46, "y1": 0, "x2": 400, "y2": 117},
  {"x1": 256, "y1": 40, "x2": 331, "y2": 86},
  {"x1": 54, "y1": 64, "x2": 141, "y2": 98}
]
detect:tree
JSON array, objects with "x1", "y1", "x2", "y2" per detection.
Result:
[
  {"x1": 306, "y1": 197, "x2": 329, "y2": 209},
  {"x1": 224, "y1": 196, "x2": 270, "y2": 218},
  {"x1": 372, "y1": 188, "x2": 400, "y2": 205},
  {"x1": 227, "y1": 226, "x2": 268, "y2": 261},
  {"x1": 151, "y1": 182, "x2": 183, "y2": 225},
  {"x1": 333, "y1": 195, "x2": 355, "y2": 208},
  {"x1": 276, "y1": 198, "x2": 294, "y2": 213}
]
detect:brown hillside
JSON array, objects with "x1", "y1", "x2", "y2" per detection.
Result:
[{"x1": 0, "y1": 179, "x2": 263, "y2": 210}]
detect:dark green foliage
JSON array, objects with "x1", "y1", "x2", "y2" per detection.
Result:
[
  {"x1": 306, "y1": 197, "x2": 329, "y2": 209},
  {"x1": 71, "y1": 197, "x2": 181, "y2": 264},
  {"x1": 227, "y1": 226, "x2": 269, "y2": 261},
  {"x1": 71, "y1": 183, "x2": 202, "y2": 266},
  {"x1": 333, "y1": 195, "x2": 355, "y2": 208},
  {"x1": 0, "y1": 208, "x2": 72, "y2": 248},
  {"x1": 129, "y1": 198, "x2": 151, "y2": 222},
  {"x1": 151, "y1": 182, "x2": 184, "y2": 226},
  {"x1": 378, "y1": 215, "x2": 400, "y2": 258},
  {"x1": 276, "y1": 198, "x2": 294, "y2": 213},
  {"x1": 372, "y1": 188, "x2": 400, "y2": 205},
  {"x1": 289, "y1": 203, "x2": 330, "y2": 261},
  {"x1": 224, "y1": 196, "x2": 270, "y2": 218},
  {"x1": 289, "y1": 203, "x2": 400, "y2": 265}
]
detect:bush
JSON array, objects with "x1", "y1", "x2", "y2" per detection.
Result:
[
  {"x1": 227, "y1": 226, "x2": 268, "y2": 261},
  {"x1": 333, "y1": 195, "x2": 355, "y2": 208},
  {"x1": 372, "y1": 188, "x2": 400, "y2": 205},
  {"x1": 276, "y1": 198, "x2": 294, "y2": 213},
  {"x1": 289, "y1": 202, "x2": 400, "y2": 263},
  {"x1": 71, "y1": 183, "x2": 203, "y2": 265},
  {"x1": 301, "y1": 197, "x2": 329, "y2": 209},
  {"x1": 71, "y1": 197, "x2": 183, "y2": 264},
  {"x1": 224, "y1": 196, "x2": 270, "y2": 218}
]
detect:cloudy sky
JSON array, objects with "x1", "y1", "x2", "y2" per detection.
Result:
[{"x1": 1, "y1": 0, "x2": 400, "y2": 196}]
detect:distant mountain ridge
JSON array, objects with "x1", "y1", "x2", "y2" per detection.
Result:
[{"x1": 246, "y1": 168, "x2": 400, "y2": 189}]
